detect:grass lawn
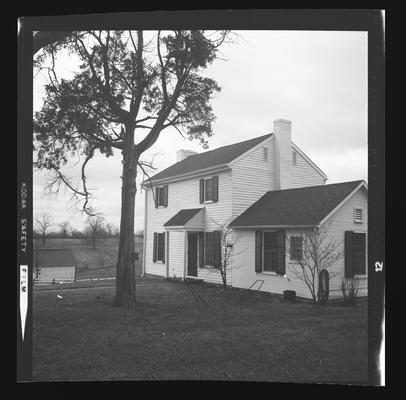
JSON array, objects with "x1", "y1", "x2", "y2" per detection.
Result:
[{"x1": 33, "y1": 277, "x2": 367, "y2": 383}]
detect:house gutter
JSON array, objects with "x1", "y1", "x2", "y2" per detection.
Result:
[{"x1": 229, "y1": 224, "x2": 316, "y2": 229}]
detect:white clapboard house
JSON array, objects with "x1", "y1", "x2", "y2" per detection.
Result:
[{"x1": 142, "y1": 119, "x2": 367, "y2": 299}]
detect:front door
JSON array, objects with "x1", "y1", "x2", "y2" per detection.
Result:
[{"x1": 187, "y1": 232, "x2": 198, "y2": 277}]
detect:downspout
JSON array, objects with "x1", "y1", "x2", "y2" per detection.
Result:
[{"x1": 141, "y1": 186, "x2": 147, "y2": 277}]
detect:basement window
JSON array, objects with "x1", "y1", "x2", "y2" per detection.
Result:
[{"x1": 354, "y1": 208, "x2": 363, "y2": 224}]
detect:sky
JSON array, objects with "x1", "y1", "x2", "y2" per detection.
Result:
[{"x1": 33, "y1": 30, "x2": 368, "y2": 233}]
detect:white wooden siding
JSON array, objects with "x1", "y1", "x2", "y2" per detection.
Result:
[
  {"x1": 321, "y1": 187, "x2": 368, "y2": 297},
  {"x1": 144, "y1": 169, "x2": 232, "y2": 285},
  {"x1": 167, "y1": 230, "x2": 185, "y2": 279},
  {"x1": 291, "y1": 150, "x2": 325, "y2": 188},
  {"x1": 231, "y1": 136, "x2": 326, "y2": 219},
  {"x1": 231, "y1": 137, "x2": 274, "y2": 218}
]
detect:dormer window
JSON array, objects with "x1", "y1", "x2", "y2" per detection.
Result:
[
  {"x1": 354, "y1": 208, "x2": 363, "y2": 223},
  {"x1": 292, "y1": 151, "x2": 297, "y2": 165},
  {"x1": 263, "y1": 147, "x2": 268, "y2": 161}
]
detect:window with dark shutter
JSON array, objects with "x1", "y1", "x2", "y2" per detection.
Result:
[
  {"x1": 154, "y1": 188, "x2": 158, "y2": 208},
  {"x1": 275, "y1": 230, "x2": 286, "y2": 275},
  {"x1": 255, "y1": 231, "x2": 262, "y2": 273},
  {"x1": 344, "y1": 231, "x2": 354, "y2": 278},
  {"x1": 198, "y1": 232, "x2": 204, "y2": 267},
  {"x1": 153, "y1": 232, "x2": 157, "y2": 262},
  {"x1": 353, "y1": 233, "x2": 366, "y2": 275},
  {"x1": 199, "y1": 179, "x2": 204, "y2": 203},
  {"x1": 163, "y1": 185, "x2": 168, "y2": 207},
  {"x1": 263, "y1": 231, "x2": 278, "y2": 272},
  {"x1": 205, "y1": 178, "x2": 213, "y2": 201},
  {"x1": 205, "y1": 232, "x2": 214, "y2": 266},
  {"x1": 157, "y1": 232, "x2": 165, "y2": 262},
  {"x1": 212, "y1": 176, "x2": 219, "y2": 202},
  {"x1": 213, "y1": 230, "x2": 221, "y2": 268},
  {"x1": 156, "y1": 186, "x2": 168, "y2": 207}
]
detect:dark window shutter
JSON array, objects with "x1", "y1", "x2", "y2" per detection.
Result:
[
  {"x1": 161, "y1": 233, "x2": 165, "y2": 263},
  {"x1": 344, "y1": 231, "x2": 354, "y2": 278},
  {"x1": 199, "y1": 179, "x2": 204, "y2": 203},
  {"x1": 212, "y1": 176, "x2": 219, "y2": 202},
  {"x1": 163, "y1": 185, "x2": 168, "y2": 207},
  {"x1": 214, "y1": 230, "x2": 221, "y2": 268},
  {"x1": 275, "y1": 230, "x2": 286, "y2": 274},
  {"x1": 198, "y1": 232, "x2": 204, "y2": 268},
  {"x1": 166, "y1": 232, "x2": 169, "y2": 265},
  {"x1": 255, "y1": 230, "x2": 262, "y2": 273},
  {"x1": 153, "y1": 232, "x2": 157, "y2": 262},
  {"x1": 154, "y1": 188, "x2": 158, "y2": 208},
  {"x1": 359, "y1": 233, "x2": 366, "y2": 275},
  {"x1": 289, "y1": 236, "x2": 294, "y2": 259}
]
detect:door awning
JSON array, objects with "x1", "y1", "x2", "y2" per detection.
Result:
[{"x1": 163, "y1": 208, "x2": 205, "y2": 230}]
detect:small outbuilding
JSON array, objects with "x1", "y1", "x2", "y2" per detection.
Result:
[{"x1": 33, "y1": 248, "x2": 77, "y2": 284}]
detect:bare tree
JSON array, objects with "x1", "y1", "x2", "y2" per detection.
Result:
[
  {"x1": 212, "y1": 219, "x2": 243, "y2": 291},
  {"x1": 34, "y1": 30, "x2": 234, "y2": 308},
  {"x1": 86, "y1": 215, "x2": 106, "y2": 249},
  {"x1": 289, "y1": 224, "x2": 343, "y2": 304},
  {"x1": 58, "y1": 221, "x2": 71, "y2": 239},
  {"x1": 35, "y1": 212, "x2": 53, "y2": 246}
]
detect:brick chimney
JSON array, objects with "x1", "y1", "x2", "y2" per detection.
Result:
[
  {"x1": 273, "y1": 119, "x2": 292, "y2": 190},
  {"x1": 176, "y1": 149, "x2": 198, "y2": 162}
]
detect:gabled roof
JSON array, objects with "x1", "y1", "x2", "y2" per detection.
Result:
[
  {"x1": 34, "y1": 248, "x2": 77, "y2": 267},
  {"x1": 164, "y1": 208, "x2": 204, "y2": 227},
  {"x1": 148, "y1": 133, "x2": 272, "y2": 183},
  {"x1": 229, "y1": 180, "x2": 367, "y2": 228}
]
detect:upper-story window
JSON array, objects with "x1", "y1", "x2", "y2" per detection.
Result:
[
  {"x1": 292, "y1": 151, "x2": 297, "y2": 165},
  {"x1": 263, "y1": 147, "x2": 268, "y2": 161},
  {"x1": 199, "y1": 176, "x2": 219, "y2": 203},
  {"x1": 154, "y1": 185, "x2": 168, "y2": 208}
]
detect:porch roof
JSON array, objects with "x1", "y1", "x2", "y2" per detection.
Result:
[{"x1": 164, "y1": 208, "x2": 204, "y2": 227}]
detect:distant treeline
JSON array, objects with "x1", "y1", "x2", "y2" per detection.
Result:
[{"x1": 33, "y1": 228, "x2": 144, "y2": 240}]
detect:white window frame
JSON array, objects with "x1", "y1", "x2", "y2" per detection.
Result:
[{"x1": 262, "y1": 230, "x2": 278, "y2": 274}]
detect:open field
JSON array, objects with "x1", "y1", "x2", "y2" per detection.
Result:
[
  {"x1": 33, "y1": 277, "x2": 367, "y2": 383},
  {"x1": 34, "y1": 238, "x2": 143, "y2": 279}
]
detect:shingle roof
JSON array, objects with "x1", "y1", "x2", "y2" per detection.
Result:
[
  {"x1": 164, "y1": 208, "x2": 204, "y2": 227},
  {"x1": 149, "y1": 133, "x2": 272, "y2": 183},
  {"x1": 34, "y1": 248, "x2": 77, "y2": 267},
  {"x1": 229, "y1": 180, "x2": 366, "y2": 227}
]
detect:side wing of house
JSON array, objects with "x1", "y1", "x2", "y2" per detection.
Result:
[
  {"x1": 143, "y1": 169, "x2": 233, "y2": 285},
  {"x1": 230, "y1": 184, "x2": 367, "y2": 300}
]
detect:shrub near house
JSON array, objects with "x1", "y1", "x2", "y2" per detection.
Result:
[{"x1": 142, "y1": 119, "x2": 368, "y2": 300}]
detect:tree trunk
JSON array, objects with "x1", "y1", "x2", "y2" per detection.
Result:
[
  {"x1": 42, "y1": 235, "x2": 45, "y2": 246},
  {"x1": 114, "y1": 125, "x2": 138, "y2": 308}
]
